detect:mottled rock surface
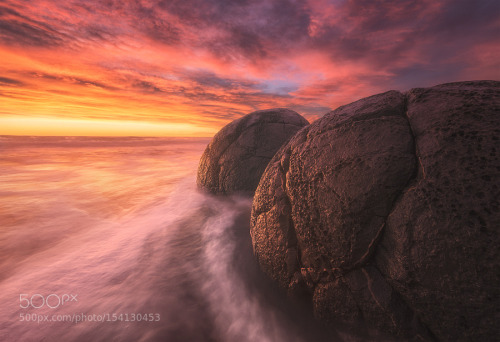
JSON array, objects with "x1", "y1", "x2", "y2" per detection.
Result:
[
  {"x1": 250, "y1": 81, "x2": 500, "y2": 341},
  {"x1": 197, "y1": 108, "x2": 309, "y2": 195}
]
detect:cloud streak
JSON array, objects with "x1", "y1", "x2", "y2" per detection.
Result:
[{"x1": 0, "y1": 0, "x2": 498, "y2": 135}]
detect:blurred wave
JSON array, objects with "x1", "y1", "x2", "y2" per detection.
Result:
[{"x1": 0, "y1": 136, "x2": 373, "y2": 342}]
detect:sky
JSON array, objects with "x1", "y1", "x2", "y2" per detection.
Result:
[{"x1": 0, "y1": 0, "x2": 498, "y2": 136}]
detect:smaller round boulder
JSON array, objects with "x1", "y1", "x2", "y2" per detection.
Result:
[{"x1": 197, "y1": 108, "x2": 309, "y2": 195}]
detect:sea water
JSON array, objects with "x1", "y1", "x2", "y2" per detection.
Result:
[{"x1": 0, "y1": 136, "x2": 370, "y2": 342}]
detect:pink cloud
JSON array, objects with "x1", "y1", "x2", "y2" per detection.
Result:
[{"x1": 0, "y1": 0, "x2": 498, "y2": 134}]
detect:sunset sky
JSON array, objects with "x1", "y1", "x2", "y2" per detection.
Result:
[{"x1": 0, "y1": 0, "x2": 498, "y2": 136}]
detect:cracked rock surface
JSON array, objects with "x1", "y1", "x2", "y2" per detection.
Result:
[
  {"x1": 197, "y1": 108, "x2": 309, "y2": 195},
  {"x1": 250, "y1": 81, "x2": 500, "y2": 341}
]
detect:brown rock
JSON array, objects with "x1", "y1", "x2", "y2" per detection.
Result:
[
  {"x1": 250, "y1": 81, "x2": 500, "y2": 340},
  {"x1": 376, "y1": 81, "x2": 500, "y2": 341},
  {"x1": 197, "y1": 108, "x2": 309, "y2": 195}
]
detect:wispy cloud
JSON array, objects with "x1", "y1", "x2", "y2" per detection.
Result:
[{"x1": 0, "y1": 0, "x2": 498, "y2": 135}]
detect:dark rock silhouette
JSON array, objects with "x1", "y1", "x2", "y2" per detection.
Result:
[
  {"x1": 250, "y1": 81, "x2": 500, "y2": 341},
  {"x1": 197, "y1": 108, "x2": 309, "y2": 195}
]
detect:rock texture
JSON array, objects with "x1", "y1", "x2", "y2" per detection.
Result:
[
  {"x1": 197, "y1": 108, "x2": 309, "y2": 195},
  {"x1": 250, "y1": 81, "x2": 500, "y2": 341}
]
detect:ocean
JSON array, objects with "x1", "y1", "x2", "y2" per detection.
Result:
[{"x1": 0, "y1": 136, "x2": 371, "y2": 342}]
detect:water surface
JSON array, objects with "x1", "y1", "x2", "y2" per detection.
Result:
[{"x1": 0, "y1": 136, "x2": 369, "y2": 342}]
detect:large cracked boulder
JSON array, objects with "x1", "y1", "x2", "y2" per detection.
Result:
[
  {"x1": 197, "y1": 108, "x2": 309, "y2": 195},
  {"x1": 250, "y1": 81, "x2": 500, "y2": 341}
]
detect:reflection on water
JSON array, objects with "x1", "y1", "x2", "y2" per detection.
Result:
[
  {"x1": 0, "y1": 136, "x2": 374, "y2": 342},
  {"x1": 0, "y1": 137, "x2": 208, "y2": 282}
]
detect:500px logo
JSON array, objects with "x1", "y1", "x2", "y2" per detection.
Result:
[{"x1": 20, "y1": 294, "x2": 78, "y2": 309}]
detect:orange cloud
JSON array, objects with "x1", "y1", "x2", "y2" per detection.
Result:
[{"x1": 0, "y1": 0, "x2": 498, "y2": 136}]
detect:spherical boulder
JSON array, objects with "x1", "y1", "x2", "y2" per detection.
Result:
[
  {"x1": 250, "y1": 81, "x2": 500, "y2": 341},
  {"x1": 197, "y1": 108, "x2": 309, "y2": 195}
]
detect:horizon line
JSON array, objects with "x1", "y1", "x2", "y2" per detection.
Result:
[{"x1": 0, "y1": 134, "x2": 213, "y2": 139}]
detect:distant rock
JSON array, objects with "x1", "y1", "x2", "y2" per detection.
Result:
[
  {"x1": 250, "y1": 81, "x2": 500, "y2": 341},
  {"x1": 197, "y1": 108, "x2": 309, "y2": 195}
]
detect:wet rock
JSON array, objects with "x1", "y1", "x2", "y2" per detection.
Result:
[
  {"x1": 197, "y1": 108, "x2": 309, "y2": 195},
  {"x1": 250, "y1": 81, "x2": 500, "y2": 341}
]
